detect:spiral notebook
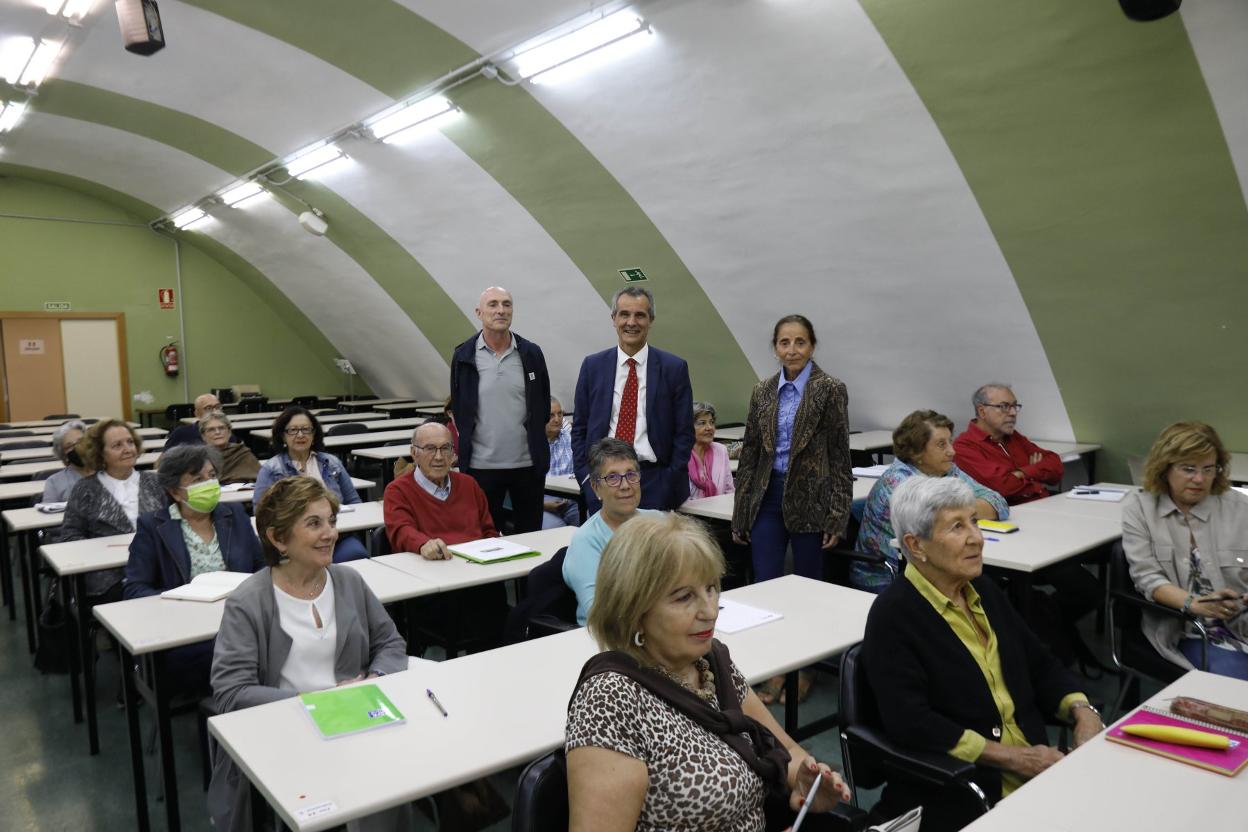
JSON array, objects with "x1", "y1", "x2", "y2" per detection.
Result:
[{"x1": 1106, "y1": 706, "x2": 1248, "y2": 776}]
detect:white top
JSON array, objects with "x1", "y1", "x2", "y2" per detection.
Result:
[
  {"x1": 291, "y1": 454, "x2": 323, "y2": 485},
  {"x1": 275, "y1": 573, "x2": 337, "y2": 693},
  {"x1": 609, "y1": 344, "x2": 656, "y2": 463},
  {"x1": 98, "y1": 469, "x2": 141, "y2": 526}
]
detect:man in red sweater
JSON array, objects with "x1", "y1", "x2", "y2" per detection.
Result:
[
  {"x1": 385, "y1": 422, "x2": 497, "y2": 558},
  {"x1": 952, "y1": 383, "x2": 1062, "y2": 505}
]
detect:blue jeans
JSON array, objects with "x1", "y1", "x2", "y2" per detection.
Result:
[
  {"x1": 750, "y1": 472, "x2": 824, "y2": 583},
  {"x1": 1179, "y1": 638, "x2": 1248, "y2": 681},
  {"x1": 333, "y1": 534, "x2": 369, "y2": 563}
]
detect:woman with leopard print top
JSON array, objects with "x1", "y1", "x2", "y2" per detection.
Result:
[{"x1": 565, "y1": 513, "x2": 851, "y2": 831}]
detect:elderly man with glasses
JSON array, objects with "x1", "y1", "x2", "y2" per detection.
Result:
[
  {"x1": 952, "y1": 383, "x2": 1063, "y2": 505},
  {"x1": 562, "y1": 438, "x2": 663, "y2": 625}
]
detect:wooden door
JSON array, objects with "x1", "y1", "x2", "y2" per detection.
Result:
[{"x1": 1, "y1": 319, "x2": 67, "y2": 421}]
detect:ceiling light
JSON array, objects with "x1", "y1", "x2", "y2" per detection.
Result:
[
  {"x1": 171, "y1": 207, "x2": 208, "y2": 229},
  {"x1": 285, "y1": 143, "x2": 345, "y2": 179},
  {"x1": 61, "y1": 0, "x2": 95, "y2": 20},
  {"x1": 221, "y1": 181, "x2": 268, "y2": 208},
  {"x1": 512, "y1": 10, "x2": 649, "y2": 82},
  {"x1": 18, "y1": 40, "x2": 62, "y2": 88},
  {"x1": 0, "y1": 101, "x2": 26, "y2": 133},
  {"x1": 45, "y1": 0, "x2": 66, "y2": 13},
  {"x1": 0, "y1": 38, "x2": 36, "y2": 85},
  {"x1": 368, "y1": 95, "x2": 456, "y2": 142}
]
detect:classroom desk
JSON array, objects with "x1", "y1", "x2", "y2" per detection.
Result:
[
  {"x1": 179, "y1": 408, "x2": 334, "y2": 425},
  {"x1": 374, "y1": 526, "x2": 577, "y2": 594},
  {"x1": 960, "y1": 670, "x2": 1248, "y2": 832},
  {"x1": 225, "y1": 412, "x2": 387, "y2": 433},
  {"x1": 0, "y1": 450, "x2": 160, "y2": 480},
  {"x1": 0, "y1": 480, "x2": 49, "y2": 616},
  {"x1": 268, "y1": 396, "x2": 340, "y2": 408},
  {"x1": 249, "y1": 418, "x2": 424, "y2": 443},
  {"x1": 93, "y1": 556, "x2": 413, "y2": 832},
  {"x1": 3, "y1": 506, "x2": 62, "y2": 642},
  {"x1": 680, "y1": 477, "x2": 878, "y2": 522},
  {"x1": 1016, "y1": 483, "x2": 1135, "y2": 523},
  {"x1": 2, "y1": 437, "x2": 166, "y2": 463},
  {"x1": 337, "y1": 398, "x2": 424, "y2": 412},
  {"x1": 350, "y1": 445, "x2": 412, "y2": 489},
  {"x1": 0, "y1": 426, "x2": 166, "y2": 448},
  {"x1": 208, "y1": 574, "x2": 876, "y2": 832},
  {"x1": 544, "y1": 473, "x2": 579, "y2": 497},
  {"x1": 373, "y1": 401, "x2": 446, "y2": 417},
  {"x1": 848, "y1": 430, "x2": 895, "y2": 455},
  {"x1": 1, "y1": 417, "x2": 137, "y2": 429}
]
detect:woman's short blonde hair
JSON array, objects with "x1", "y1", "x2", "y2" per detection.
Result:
[
  {"x1": 78, "y1": 419, "x2": 143, "y2": 472},
  {"x1": 1142, "y1": 421, "x2": 1231, "y2": 497},
  {"x1": 587, "y1": 513, "x2": 726, "y2": 664},
  {"x1": 254, "y1": 476, "x2": 339, "y2": 567}
]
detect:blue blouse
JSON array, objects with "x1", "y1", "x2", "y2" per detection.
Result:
[
  {"x1": 773, "y1": 361, "x2": 812, "y2": 474},
  {"x1": 851, "y1": 459, "x2": 1009, "y2": 592}
]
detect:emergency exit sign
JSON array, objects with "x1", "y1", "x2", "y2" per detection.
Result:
[
  {"x1": 618, "y1": 267, "x2": 648, "y2": 283},
  {"x1": 44, "y1": 301, "x2": 71, "y2": 311}
]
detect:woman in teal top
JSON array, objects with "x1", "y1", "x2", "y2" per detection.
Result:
[{"x1": 853, "y1": 409, "x2": 1007, "y2": 592}]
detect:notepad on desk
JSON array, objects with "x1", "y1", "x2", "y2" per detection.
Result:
[
  {"x1": 301, "y1": 683, "x2": 405, "y2": 739},
  {"x1": 852, "y1": 464, "x2": 890, "y2": 478},
  {"x1": 715, "y1": 599, "x2": 783, "y2": 634},
  {"x1": 977, "y1": 519, "x2": 1018, "y2": 533},
  {"x1": 160, "y1": 571, "x2": 251, "y2": 602},
  {"x1": 448, "y1": 537, "x2": 540, "y2": 564},
  {"x1": 1106, "y1": 706, "x2": 1248, "y2": 776},
  {"x1": 1068, "y1": 487, "x2": 1126, "y2": 502},
  {"x1": 35, "y1": 501, "x2": 67, "y2": 513}
]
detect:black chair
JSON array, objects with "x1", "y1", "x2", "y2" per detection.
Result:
[
  {"x1": 822, "y1": 513, "x2": 898, "y2": 589},
  {"x1": 165, "y1": 403, "x2": 195, "y2": 423},
  {"x1": 237, "y1": 397, "x2": 270, "y2": 414},
  {"x1": 2, "y1": 440, "x2": 48, "y2": 450},
  {"x1": 1107, "y1": 540, "x2": 1207, "y2": 718},
  {"x1": 291, "y1": 395, "x2": 320, "y2": 408},
  {"x1": 511, "y1": 750, "x2": 568, "y2": 832},
  {"x1": 43, "y1": 413, "x2": 79, "y2": 420},
  {"x1": 0, "y1": 429, "x2": 33, "y2": 435},
  {"x1": 838, "y1": 644, "x2": 990, "y2": 819},
  {"x1": 504, "y1": 547, "x2": 577, "y2": 643},
  {"x1": 326, "y1": 422, "x2": 370, "y2": 436}
]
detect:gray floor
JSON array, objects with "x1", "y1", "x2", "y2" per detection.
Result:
[{"x1": 0, "y1": 565, "x2": 1152, "y2": 832}]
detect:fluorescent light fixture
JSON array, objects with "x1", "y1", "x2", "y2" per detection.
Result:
[
  {"x1": 171, "y1": 207, "x2": 208, "y2": 229},
  {"x1": 18, "y1": 40, "x2": 62, "y2": 88},
  {"x1": 512, "y1": 10, "x2": 649, "y2": 82},
  {"x1": 0, "y1": 101, "x2": 25, "y2": 133},
  {"x1": 368, "y1": 95, "x2": 456, "y2": 142},
  {"x1": 61, "y1": 0, "x2": 95, "y2": 20},
  {"x1": 0, "y1": 38, "x2": 36, "y2": 85},
  {"x1": 45, "y1": 0, "x2": 66, "y2": 13},
  {"x1": 285, "y1": 143, "x2": 345, "y2": 179},
  {"x1": 221, "y1": 181, "x2": 268, "y2": 208}
]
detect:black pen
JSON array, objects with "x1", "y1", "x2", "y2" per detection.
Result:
[{"x1": 426, "y1": 688, "x2": 448, "y2": 717}]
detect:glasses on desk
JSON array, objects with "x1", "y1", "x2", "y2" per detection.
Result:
[
  {"x1": 595, "y1": 470, "x2": 640, "y2": 488},
  {"x1": 415, "y1": 444, "x2": 455, "y2": 457},
  {"x1": 981, "y1": 402, "x2": 1024, "y2": 414}
]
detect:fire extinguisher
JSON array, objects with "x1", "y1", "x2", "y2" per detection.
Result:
[{"x1": 160, "y1": 341, "x2": 180, "y2": 377}]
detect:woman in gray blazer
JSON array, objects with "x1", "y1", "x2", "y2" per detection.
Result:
[
  {"x1": 208, "y1": 476, "x2": 407, "y2": 831},
  {"x1": 1123, "y1": 421, "x2": 1248, "y2": 679}
]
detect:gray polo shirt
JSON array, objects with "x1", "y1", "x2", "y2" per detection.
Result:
[{"x1": 471, "y1": 333, "x2": 532, "y2": 469}]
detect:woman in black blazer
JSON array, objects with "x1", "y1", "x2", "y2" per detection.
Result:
[
  {"x1": 861, "y1": 476, "x2": 1103, "y2": 832},
  {"x1": 124, "y1": 444, "x2": 264, "y2": 694}
]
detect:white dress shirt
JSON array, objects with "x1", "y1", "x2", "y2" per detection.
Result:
[
  {"x1": 608, "y1": 344, "x2": 656, "y2": 463},
  {"x1": 98, "y1": 469, "x2": 141, "y2": 526},
  {"x1": 275, "y1": 573, "x2": 338, "y2": 693}
]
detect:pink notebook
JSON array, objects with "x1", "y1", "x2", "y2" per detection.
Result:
[{"x1": 1106, "y1": 707, "x2": 1248, "y2": 776}]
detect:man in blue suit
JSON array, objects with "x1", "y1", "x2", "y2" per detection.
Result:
[{"x1": 572, "y1": 286, "x2": 694, "y2": 512}]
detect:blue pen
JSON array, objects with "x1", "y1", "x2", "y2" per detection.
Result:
[{"x1": 983, "y1": 536, "x2": 1001, "y2": 542}]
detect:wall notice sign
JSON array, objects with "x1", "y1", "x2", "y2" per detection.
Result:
[
  {"x1": 619, "y1": 267, "x2": 648, "y2": 283},
  {"x1": 19, "y1": 339, "x2": 45, "y2": 355},
  {"x1": 44, "y1": 301, "x2": 72, "y2": 311},
  {"x1": 158, "y1": 288, "x2": 175, "y2": 309}
]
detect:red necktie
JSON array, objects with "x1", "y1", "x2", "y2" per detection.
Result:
[{"x1": 615, "y1": 358, "x2": 638, "y2": 445}]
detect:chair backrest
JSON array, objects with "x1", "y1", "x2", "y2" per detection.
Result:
[
  {"x1": 4, "y1": 440, "x2": 48, "y2": 450},
  {"x1": 43, "y1": 413, "x2": 79, "y2": 420},
  {"x1": 291, "y1": 395, "x2": 320, "y2": 408},
  {"x1": 503, "y1": 547, "x2": 577, "y2": 643},
  {"x1": 326, "y1": 422, "x2": 369, "y2": 436},
  {"x1": 165, "y1": 403, "x2": 195, "y2": 421},
  {"x1": 838, "y1": 643, "x2": 889, "y2": 789},
  {"x1": 0, "y1": 429, "x2": 34, "y2": 436},
  {"x1": 1108, "y1": 540, "x2": 1141, "y2": 630},
  {"x1": 511, "y1": 750, "x2": 568, "y2": 832},
  {"x1": 237, "y1": 396, "x2": 270, "y2": 414}
]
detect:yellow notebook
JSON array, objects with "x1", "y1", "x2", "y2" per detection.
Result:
[{"x1": 977, "y1": 519, "x2": 1019, "y2": 534}]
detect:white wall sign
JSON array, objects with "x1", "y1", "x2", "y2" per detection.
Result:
[
  {"x1": 19, "y1": 339, "x2": 45, "y2": 355},
  {"x1": 44, "y1": 301, "x2": 72, "y2": 311}
]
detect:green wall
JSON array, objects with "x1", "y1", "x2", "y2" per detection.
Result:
[{"x1": 0, "y1": 176, "x2": 351, "y2": 417}]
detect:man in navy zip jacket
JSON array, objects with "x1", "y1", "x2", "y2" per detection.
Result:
[{"x1": 450, "y1": 286, "x2": 552, "y2": 533}]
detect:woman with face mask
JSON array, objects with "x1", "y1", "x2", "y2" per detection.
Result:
[
  {"x1": 123, "y1": 444, "x2": 266, "y2": 694},
  {"x1": 42, "y1": 419, "x2": 92, "y2": 504}
]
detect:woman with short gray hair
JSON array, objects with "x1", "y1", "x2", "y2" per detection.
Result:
[
  {"x1": 198, "y1": 410, "x2": 261, "y2": 484},
  {"x1": 861, "y1": 476, "x2": 1101, "y2": 832},
  {"x1": 41, "y1": 419, "x2": 91, "y2": 504}
]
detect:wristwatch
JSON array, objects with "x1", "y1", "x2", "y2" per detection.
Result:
[{"x1": 1182, "y1": 593, "x2": 1196, "y2": 614}]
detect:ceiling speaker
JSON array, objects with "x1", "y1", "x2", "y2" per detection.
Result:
[
  {"x1": 1119, "y1": 0, "x2": 1182, "y2": 21},
  {"x1": 115, "y1": 0, "x2": 166, "y2": 56}
]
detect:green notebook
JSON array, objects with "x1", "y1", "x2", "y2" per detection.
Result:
[
  {"x1": 300, "y1": 684, "x2": 405, "y2": 739},
  {"x1": 447, "y1": 538, "x2": 541, "y2": 564}
]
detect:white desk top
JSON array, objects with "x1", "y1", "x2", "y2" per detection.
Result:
[
  {"x1": 1014, "y1": 483, "x2": 1135, "y2": 523},
  {"x1": 330, "y1": 500, "x2": 385, "y2": 534},
  {"x1": 714, "y1": 426, "x2": 746, "y2": 441},
  {"x1": 0, "y1": 427, "x2": 165, "y2": 448},
  {"x1": 208, "y1": 574, "x2": 874, "y2": 831},
  {"x1": 3, "y1": 437, "x2": 165, "y2": 463},
  {"x1": 374, "y1": 525, "x2": 578, "y2": 593},
  {"x1": 979, "y1": 509, "x2": 1121, "y2": 573},
  {"x1": 1033, "y1": 439, "x2": 1101, "y2": 457},
  {"x1": 0, "y1": 451, "x2": 160, "y2": 481},
  {"x1": 41, "y1": 532, "x2": 134, "y2": 576},
  {"x1": 1, "y1": 418, "x2": 136, "y2": 429},
  {"x1": 339, "y1": 398, "x2": 427, "y2": 409},
  {"x1": 544, "y1": 473, "x2": 579, "y2": 496},
  {"x1": 961, "y1": 670, "x2": 1248, "y2": 832},
  {"x1": 0, "y1": 479, "x2": 45, "y2": 502},
  {"x1": 680, "y1": 477, "x2": 877, "y2": 522},
  {"x1": 849, "y1": 430, "x2": 894, "y2": 453},
  {"x1": 250, "y1": 429, "x2": 414, "y2": 450},
  {"x1": 375, "y1": 401, "x2": 444, "y2": 412},
  {"x1": 227, "y1": 412, "x2": 386, "y2": 431},
  {"x1": 351, "y1": 445, "x2": 413, "y2": 463},
  {"x1": 181, "y1": 408, "x2": 335, "y2": 425},
  {"x1": 4, "y1": 505, "x2": 66, "y2": 533}
]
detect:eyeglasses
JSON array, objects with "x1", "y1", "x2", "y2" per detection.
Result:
[
  {"x1": 1174, "y1": 464, "x2": 1221, "y2": 479},
  {"x1": 415, "y1": 444, "x2": 455, "y2": 456},
  {"x1": 981, "y1": 402, "x2": 1023, "y2": 414},
  {"x1": 595, "y1": 470, "x2": 640, "y2": 488},
  {"x1": 284, "y1": 426, "x2": 314, "y2": 436},
  {"x1": 203, "y1": 425, "x2": 229, "y2": 434},
  {"x1": 549, "y1": 412, "x2": 564, "y2": 421}
]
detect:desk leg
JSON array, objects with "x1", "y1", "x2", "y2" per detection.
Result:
[
  {"x1": 63, "y1": 575, "x2": 83, "y2": 724},
  {"x1": 121, "y1": 647, "x2": 152, "y2": 832},
  {"x1": 1, "y1": 523, "x2": 14, "y2": 619},
  {"x1": 784, "y1": 671, "x2": 799, "y2": 735},
  {"x1": 19, "y1": 533, "x2": 38, "y2": 653},
  {"x1": 77, "y1": 574, "x2": 101, "y2": 755},
  {"x1": 153, "y1": 658, "x2": 183, "y2": 832}
]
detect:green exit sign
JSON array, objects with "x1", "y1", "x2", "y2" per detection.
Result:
[
  {"x1": 618, "y1": 267, "x2": 647, "y2": 283},
  {"x1": 44, "y1": 301, "x2": 72, "y2": 311}
]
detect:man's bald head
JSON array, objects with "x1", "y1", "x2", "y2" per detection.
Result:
[
  {"x1": 411, "y1": 421, "x2": 455, "y2": 483},
  {"x1": 194, "y1": 393, "x2": 221, "y2": 417},
  {"x1": 475, "y1": 286, "x2": 514, "y2": 336},
  {"x1": 413, "y1": 421, "x2": 452, "y2": 446}
]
